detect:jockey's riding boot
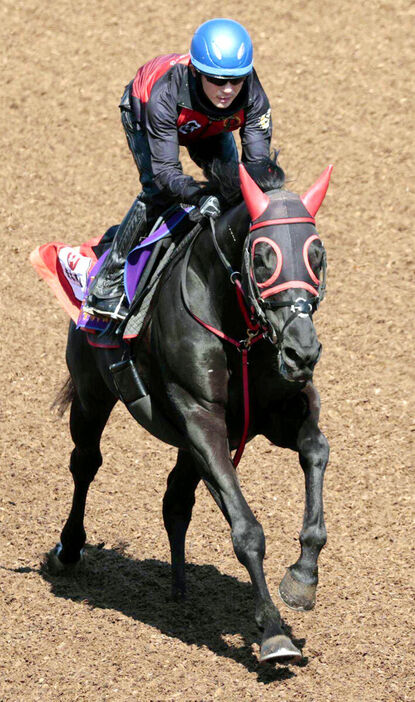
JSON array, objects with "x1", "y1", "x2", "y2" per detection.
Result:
[{"x1": 84, "y1": 197, "x2": 147, "y2": 320}]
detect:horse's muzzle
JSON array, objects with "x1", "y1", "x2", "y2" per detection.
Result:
[{"x1": 278, "y1": 342, "x2": 322, "y2": 383}]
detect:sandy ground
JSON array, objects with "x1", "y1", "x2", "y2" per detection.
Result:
[{"x1": 1, "y1": 0, "x2": 414, "y2": 700}]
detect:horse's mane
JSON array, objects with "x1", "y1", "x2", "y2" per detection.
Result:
[{"x1": 203, "y1": 151, "x2": 285, "y2": 207}]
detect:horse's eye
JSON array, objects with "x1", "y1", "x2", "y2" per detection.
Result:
[
  {"x1": 308, "y1": 242, "x2": 324, "y2": 275},
  {"x1": 253, "y1": 255, "x2": 268, "y2": 283}
]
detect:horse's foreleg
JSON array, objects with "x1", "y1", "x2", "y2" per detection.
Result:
[
  {"x1": 184, "y1": 409, "x2": 301, "y2": 663},
  {"x1": 162, "y1": 450, "x2": 200, "y2": 599},
  {"x1": 48, "y1": 390, "x2": 116, "y2": 573},
  {"x1": 279, "y1": 385, "x2": 329, "y2": 611}
]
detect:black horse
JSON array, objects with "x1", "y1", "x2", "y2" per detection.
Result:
[{"x1": 47, "y1": 160, "x2": 332, "y2": 664}]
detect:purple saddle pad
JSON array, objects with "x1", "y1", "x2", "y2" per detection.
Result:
[{"x1": 124, "y1": 205, "x2": 192, "y2": 304}]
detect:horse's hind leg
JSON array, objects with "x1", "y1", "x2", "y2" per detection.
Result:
[
  {"x1": 162, "y1": 450, "x2": 200, "y2": 599},
  {"x1": 48, "y1": 387, "x2": 116, "y2": 573}
]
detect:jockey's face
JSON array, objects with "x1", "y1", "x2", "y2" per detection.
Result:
[
  {"x1": 200, "y1": 74, "x2": 245, "y2": 109},
  {"x1": 190, "y1": 65, "x2": 245, "y2": 109}
]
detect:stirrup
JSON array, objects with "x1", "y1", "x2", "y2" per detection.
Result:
[{"x1": 83, "y1": 293, "x2": 129, "y2": 321}]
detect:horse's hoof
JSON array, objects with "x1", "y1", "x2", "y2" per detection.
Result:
[
  {"x1": 44, "y1": 543, "x2": 84, "y2": 576},
  {"x1": 260, "y1": 634, "x2": 302, "y2": 664},
  {"x1": 279, "y1": 569, "x2": 316, "y2": 611}
]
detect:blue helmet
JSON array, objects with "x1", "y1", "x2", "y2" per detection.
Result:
[{"x1": 190, "y1": 18, "x2": 253, "y2": 78}]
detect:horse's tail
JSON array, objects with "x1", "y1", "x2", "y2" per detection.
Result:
[{"x1": 52, "y1": 375, "x2": 76, "y2": 417}]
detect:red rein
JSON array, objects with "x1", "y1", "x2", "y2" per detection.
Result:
[{"x1": 188, "y1": 276, "x2": 263, "y2": 467}]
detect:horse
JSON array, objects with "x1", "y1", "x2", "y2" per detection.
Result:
[{"x1": 46, "y1": 159, "x2": 332, "y2": 664}]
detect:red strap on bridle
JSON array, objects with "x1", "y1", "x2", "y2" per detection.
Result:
[
  {"x1": 232, "y1": 348, "x2": 250, "y2": 467},
  {"x1": 234, "y1": 279, "x2": 259, "y2": 331},
  {"x1": 181, "y1": 221, "x2": 265, "y2": 467},
  {"x1": 186, "y1": 276, "x2": 262, "y2": 467}
]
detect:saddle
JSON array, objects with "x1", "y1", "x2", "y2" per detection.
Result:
[
  {"x1": 76, "y1": 204, "x2": 193, "y2": 343},
  {"x1": 30, "y1": 205, "x2": 195, "y2": 346}
]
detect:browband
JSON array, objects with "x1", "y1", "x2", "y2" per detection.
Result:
[{"x1": 250, "y1": 217, "x2": 315, "y2": 231}]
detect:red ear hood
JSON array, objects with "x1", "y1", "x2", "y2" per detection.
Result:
[
  {"x1": 239, "y1": 163, "x2": 270, "y2": 221},
  {"x1": 301, "y1": 165, "x2": 333, "y2": 217}
]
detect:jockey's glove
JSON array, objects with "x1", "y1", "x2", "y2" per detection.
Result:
[{"x1": 188, "y1": 195, "x2": 221, "y2": 223}]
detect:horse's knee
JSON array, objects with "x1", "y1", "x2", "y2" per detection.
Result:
[
  {"x1": 299, "y1": 431, "x2": 329, "y2": 467},
  {"x1": 232, "y1": 518, "x2": 265, "y2": 566},
  {"x1": 70, "y1": 447, "x2": 102, "y2": 483}
]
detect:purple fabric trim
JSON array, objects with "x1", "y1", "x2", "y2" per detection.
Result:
[
  {"x1": 77, "y1": 250, "x2": 112, "y2": 332},
  {"x1": 86, "y1": 248, "x2": 110, "y2": 288},
  {"x1": 125, "y1": 250, "x2": 151, "y2": 303},
  {"x1": 124, "y1": 206, "x2": 192, "y2": 303},
  {"x1": 77, "y1": 309, "x2": 110, "y2": 333}
]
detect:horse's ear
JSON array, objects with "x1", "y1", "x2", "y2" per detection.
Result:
[
  {"x1": 239, "y1": 163, "x2": 270, "y2": 221},
  {"x1": 301, "y1": 165, "x2": 333, "y2": 217}
]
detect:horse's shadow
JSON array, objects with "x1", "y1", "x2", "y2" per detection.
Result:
[{"x1": 40, "y1": 543, "x2": 307, "y2": 682}]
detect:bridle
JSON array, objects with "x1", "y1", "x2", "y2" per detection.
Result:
[
  {"x1": 237, "y1": 160, "x2": 332, "y2": 348},
  {"x1": 242, "y1": 215, "x2": 327, "y2": 348},
  {"x1": 203, "y1": 213, "x2": 327, "y2": 346}
]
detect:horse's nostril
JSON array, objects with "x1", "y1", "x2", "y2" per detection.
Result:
[
  {"x1": 283, "y1": 345, "x2": 320, "y2": 370},
  {"x1": 284, "y1": 347, "x2": 302, "y2": 366}
]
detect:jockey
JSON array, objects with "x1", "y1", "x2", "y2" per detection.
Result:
[{"x1": 85, "y1": 18, "x2": 273, "y2": 320}]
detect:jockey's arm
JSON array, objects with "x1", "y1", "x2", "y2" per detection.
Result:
[
  {"x1": 240, "y1": 75, "x2": 273, "y2": 164},
  {"x1": 145, "y1": 94, "x2": 203, "y2": 204}
]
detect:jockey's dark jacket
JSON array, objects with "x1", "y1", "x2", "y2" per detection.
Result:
[{"x1": 120, "y1": 53, "x2": 272, "y2": 203}]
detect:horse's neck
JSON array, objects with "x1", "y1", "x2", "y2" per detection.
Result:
[
  {"x1": 212, "y1": 202, "x2": 250, "y2": 272},
  {"x1": 185, "y1": 203, "x2": 250, "y2": 338}
]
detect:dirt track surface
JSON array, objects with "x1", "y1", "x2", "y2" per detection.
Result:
[{"x1": 1, "y1": 1, "x2": 414, "y2": 700}]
